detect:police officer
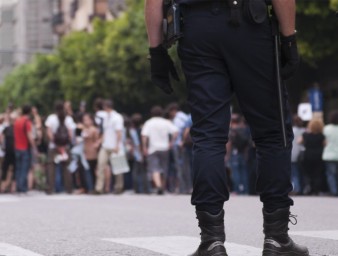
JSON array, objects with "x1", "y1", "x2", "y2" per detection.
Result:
[{"x1": 145, "y1": 0, "x2": 309, "y2": 255}]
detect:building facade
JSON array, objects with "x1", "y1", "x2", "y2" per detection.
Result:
[
  {"x1": 52, "y1": 0, "x2": 125, "y2": 37},
  {"x1": 0, "y1": 0, "x2": 125, "y2": 84},
  {"x1": 0, "y1": 0, "x2": 56, "y2": 84},
  {"x1": 0, "y1": 0, "x2": 16, "y2": 83}
]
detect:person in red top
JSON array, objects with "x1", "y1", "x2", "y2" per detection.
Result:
[{"x1": 14, "y1": 105, "x2": 36, "y2": 193}]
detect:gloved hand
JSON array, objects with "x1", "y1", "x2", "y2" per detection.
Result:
[
  {"x1": 280, "y1": 34, "x2": 300, "y2": 80},
  {"x1": 149, "y1": 45, "x2": 179, "y2": 94}
]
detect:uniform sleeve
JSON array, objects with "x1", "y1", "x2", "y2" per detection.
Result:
[{"x1": 141, "y1": 122, "x2": 149, "y2": 137}]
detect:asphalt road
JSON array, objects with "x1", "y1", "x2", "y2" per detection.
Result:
[{"x1": 0, "y1": 193, "x2": 337, "y2": 256}]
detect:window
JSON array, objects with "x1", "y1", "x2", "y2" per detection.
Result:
[{"x1": 1, "y1": 9, "x2": 14, "y2": 23}]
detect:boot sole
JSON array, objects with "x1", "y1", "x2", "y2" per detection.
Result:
[
  {"x1": 263, "y1": 249, "x2": 309, "y2": 256},
  {"x1": 188, "y1": 252, "x2": 228, "y2": 256}
]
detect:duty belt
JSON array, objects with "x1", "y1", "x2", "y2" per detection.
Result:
[{"x1": 182, "y1": 0, "x2": 244, "y2": 26}]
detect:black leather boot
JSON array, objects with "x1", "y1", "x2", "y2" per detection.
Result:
[
  {"x1": 189, "y1": 210, "x2": 228, "y2": 256},
  {"x1": 262, "y1": 207, "x2": 309, "y2": 256}
]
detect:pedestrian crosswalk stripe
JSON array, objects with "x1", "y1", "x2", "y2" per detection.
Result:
[
  {"x1": 290, "y1": 230, "x2": 338, "y2": 241},
  {"x1": 0, "y1": 197, "x2": 20, "y2": 203},
  {"x1": 103, "y1": 236, "x2": 262, "y2": 256},
  {"x1": 39, "y1": 195, "x2": 91, "y2": 201},
  {"x1": 0, "y1": 243, "x2": 44, "y2": 256}
]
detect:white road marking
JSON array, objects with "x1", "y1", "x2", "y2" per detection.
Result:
[
  {"x1": 290, "y1": 230, "x2": 338, "y2": 241},
  {"x1": 0, "y1": 197, "x2": 20, "y2": 203},
  {"x1": 39, "y1": 195, "x2": 91, "y2": 201},
  {"x1": 0, "y1": 243, "x2": 44, "y2": 256},
  {"x1": 103, "y1": 236, "x2": 262, "y2": 256}
]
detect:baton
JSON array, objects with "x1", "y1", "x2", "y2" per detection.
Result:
[{"x1": 271, "y1": 11, "x2": 287, "y2": 148}]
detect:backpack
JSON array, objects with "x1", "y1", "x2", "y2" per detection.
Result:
[
  {"x1": 54, "y1": 123, "x2": 70, "y2": 147},
  {"x1": 95, "y1": 115, "x2": 104, "y2": 135}
]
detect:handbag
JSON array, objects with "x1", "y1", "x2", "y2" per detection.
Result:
[{"x1": 110, "y1": 148, "x2": 130, "y2": 175}]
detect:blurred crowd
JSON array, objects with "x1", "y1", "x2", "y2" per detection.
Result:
[
  {"x1": 291, "y1": 113, "x2": 338, "y2": 196},
  {"x1": 225, "y1": 112, "x2": 338, "y2": 197},
  {"x1": 0, "y1": 100, "x2": 193, "y2": 195},
  {"x1": 0, "y1": 99, "x2": 337, "y2": 197}
]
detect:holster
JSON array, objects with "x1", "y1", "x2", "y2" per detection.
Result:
[
  {"x1": 244, "y1": 0, "x2": 268, "y2": 25},
  {"x1": 163, "y1": 0, "x2": 183, "y2": 49}
]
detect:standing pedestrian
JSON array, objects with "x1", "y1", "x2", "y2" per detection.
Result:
[
  {"x1": 291, "y1": 115, "x2": 305, "y2": 194},
  {"x1": 300, "y1": 119, "x2": 325, "y2": 195},
  {"x1": 45, "y1": 101, "x2": 75, "y2": 194},
  {"x1": 95, "y1": 100, "x2": 124, "y2": 194},
  {"x1": 69, "y1": 116, "x2": 93, "y2": 194},
  {"x1": 141, "y1": 106, "x2": 178, "y2": 195},
  {"x1": 129, "y1": 114, "x2": 148, "y2": 194},
  {"x1": 167, "y1": 103, "x2": 190, "y2": 194},
  {"x1": 14, "y1": 105, "x2": 37, "y2": 193},
  {"x1": 145, "y1": 0, "x2": 309, "y2": 255},
  {"x1": 27, "y1": 106, "x2": 43, "y2": 191},
  {"x1": 0, "y1": 112, "x2": 18, "y2": 193},
  {"x1": 322, "y1": 111, "x2": 338, "y2": 196},
  {"x1": 83, "y1": 113, "x2": 100, "y2": 191},
  {"x1": 227, "y1": 114, "x2": 250, "y2": 195},
  {"x1": 182, "y1": 114, "x2": 193, "y2": 194},
  {"x1": 0, "y1": 114, "x2": 6, "y2": 177}
]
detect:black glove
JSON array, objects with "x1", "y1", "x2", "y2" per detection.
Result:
[
  {"x1": 149, "y1": 45, "x2": 179, "y2": 94},
  {"x1": 280, "y1": 34, "x2": 300, "y2": 80}
]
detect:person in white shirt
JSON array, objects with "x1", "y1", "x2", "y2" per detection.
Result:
[
  {"x1": 0, "y1": 115, "x2": 6, "y2": 171},
  {"x1": 322, "y1": 111, "x2": 338, "y2": 196},
  {"x1": 167, "y1": 102, "x2": 190, "y2": 194},
  {"x1": 45, "y1": 101, "x2": 76, "y2": 194},
  {"x1": 142, "y1": 106, "x2": 178, "y2": 194},
  {"x1": 291, "y1": 115, "x2": 305, "y2": 194},
  {"x1": 95, "y1": 100, "x2": 124, "y2": 194}
]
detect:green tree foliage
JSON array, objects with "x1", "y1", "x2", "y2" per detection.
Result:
[
  {"x1": 57, "y1": 20, "x2": 110, "y2": 108},
  {"x1": 331, "y1": 0, "x2": 338, "y2": 9},
  {"x1": 0, "y1": 54, "x2": 62, "y2": 114},
  {"x1": 1, "y1": 0, "x2": 185, "y2": 114},
  {"x1": 102, "y1": 2, "x2": 184, "y2": 111},
  {"x1": 297, "y1": 0, "x2": 338, "y2": 64},
  {"x1": 0, "y1": 0, "x2": 337, "y2": 114}
]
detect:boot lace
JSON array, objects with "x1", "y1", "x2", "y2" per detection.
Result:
[{"x1": 289, "y1": 213, "x2": 298, "y2": 226}]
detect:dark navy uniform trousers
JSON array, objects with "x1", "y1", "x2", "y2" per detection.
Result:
[{"x1": 177, "y1": 2, "x2": 294, "y2": 213}]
